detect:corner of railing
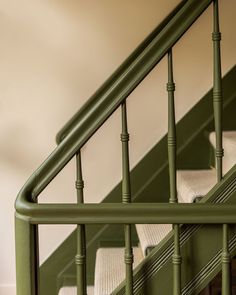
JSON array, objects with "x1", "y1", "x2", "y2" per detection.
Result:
[
  {"x1": 15, "y1": 174, "x2": 40, "y2": 295},
  {"x1": 15, "y1": 174, "x2": 37, "y2": 218},
  {"x1": 56, "y1": 129, "x2": 65, "y2": 144}
]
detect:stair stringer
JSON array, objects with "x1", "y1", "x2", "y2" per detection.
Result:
[{"x1": 114, "y1": 164, "x2": 236, "y2": 295}]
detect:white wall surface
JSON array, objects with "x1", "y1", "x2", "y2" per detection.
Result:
[{"x1": 0, "y1": 0, "x2": 235, "y2": 294}]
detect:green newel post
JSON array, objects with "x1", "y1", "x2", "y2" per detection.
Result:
[{"x1": 15, "y1": 216, "x2": 39, "y2": 295}]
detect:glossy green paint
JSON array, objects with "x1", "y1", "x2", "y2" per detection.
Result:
[{"x1": 39, "y1": 66, "x2": 236, "y2": 295}]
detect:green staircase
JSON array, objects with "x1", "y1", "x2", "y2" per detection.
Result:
[
  {"x1": 15, "y1": 0, "x2": 236, "y2": 294},
  {"x1": 39, "y1": 66, "x2": 236, "y2": 295}
]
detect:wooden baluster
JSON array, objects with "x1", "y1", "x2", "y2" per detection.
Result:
[
  {"x1": 121, "y1": 101, "x2": 133, "y2": 295},
  {"x1": 212, "y1": 0, "x2": 224, "y2": 182},
  {"x1": 167, "y1": 48, "x2": 177, "y2": 205},
  {"x1": 222, "y1": 224, "x2": 231, "y2": 295},
  {"x1": 167, "y1": 49, "x2": 181, "y2": 295},
  {"x1": 173, "y1": 224, "x2": 181, "y2": 295},
  {"x1": 212, "y1": 1, "x2": 230, "y2": 293},
  {"x1": 75, "y1": 151, "x2": 87, "y2": 295}
]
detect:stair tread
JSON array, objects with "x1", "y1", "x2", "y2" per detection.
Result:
[
  {"x1": 177, "y1": 169, "x2": 216, "y2": 203},
  {"x1": 136, "y1": 223, "x2": 172, "y2": 256},
  {"x1": 59, "y1": 286, "x2": 94, "y2": 295},
  {"x1": 210, "y1": 131, "x2": 236, "y2": 173},
  {"x1": 94, "y1": 247, "x2": 143, "y2": 295}
]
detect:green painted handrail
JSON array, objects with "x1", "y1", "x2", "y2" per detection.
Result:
[
  {"x1": 15, "y1": 201, "x2": 236, "y2": 225},
  {"x1": 55, "y1": 1, "x2": 188, "y2": 145},
  {"x1": 16, "y1": 0, "x2": 213, "y2": 210},
  {"x1": 14, "y1": 161, "x2": 236, "y2": 224}
]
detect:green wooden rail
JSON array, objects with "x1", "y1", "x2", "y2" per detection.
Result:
[
  {"x1": 15, "y1": 0, "x2": 233, "y2": 294},
  {"x1": 15, "y1": 199, "x2": 236, "y2": 224}
]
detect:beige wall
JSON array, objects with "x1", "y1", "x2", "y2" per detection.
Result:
[{"x1": 0, "y1": 0, "x2": 235, "y2": 293}]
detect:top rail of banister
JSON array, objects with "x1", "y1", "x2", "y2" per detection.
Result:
[
  {"x1": 55, "y1": 0, "x2": 188, "y2": 144},
  {"x1": 16, "y1": 0, "x2": 213, "y2": 207}
]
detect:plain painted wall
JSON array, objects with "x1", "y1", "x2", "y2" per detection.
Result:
[{"x1": 0, "y1": 0, "x2": 236, "y2": 293}]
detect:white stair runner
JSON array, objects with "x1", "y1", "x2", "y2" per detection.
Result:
[
  {"x1": 94, "y1": 247, "x2": 143, "y2": 295},
  {"x1": 136, "y1": 169, "x2": 216, "y2": 256},
  {"x1": 136, "y1": 223, "x2": 172, "y2": 256},
  {"x1": 177, "y1": 169, "x2": 216, "y2": 203},
  {"x1": 59, "y1": 286, "x2": 94, "y2": 295}
]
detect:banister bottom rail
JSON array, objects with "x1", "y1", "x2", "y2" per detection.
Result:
[{"x1": 15, "y1": 203, "x2": 236, "y2": 224}]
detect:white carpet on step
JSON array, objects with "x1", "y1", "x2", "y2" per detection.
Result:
[
  {"x1": 135, "y1": 169, "x2": 217, "y2": 255},
  {"x1": 59, "y1": 286, "x2": 94, "y2": 295},
  {"x1": 94, "y1": 247, "x2": 143, "y2": 295},
  {"x1": 136, "y1": 223, "x2": 172, "y2": 256},
  {"x1": 177, "y1": 169, "x2": 216, "y2": 203}
]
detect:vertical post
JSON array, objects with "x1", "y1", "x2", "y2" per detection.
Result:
[
  {"x1": 212, "y1": 1, "x2": 230, "y2": 293},
  {"x1": 75, "y1": 151, "x2": 87, "y2": 295},
  {"x1": 15, "y1": 215, "x2": 39, "y2": 295},
  {"x1": 212, "y1": 0, "x2": 224, "y2": 182},
  {"x1": 121, "y1": 101, "x2": 133, "y2": 295},
  {"x1": 173, "y1": 224, "x2": 182, "y2": 295},
  {"x1": 167, "y1": 49, "x2": 181, "y2": 295},
  {"x1": 167, "y1": 48, "x2": 177, "y2": 205},
  {"x1": 222, "y1": 224, "x2": 231, "y2": 295}
]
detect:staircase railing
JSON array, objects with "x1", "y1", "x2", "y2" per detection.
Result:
[{"x1": 15, "y1": 0, "x2": 232, "y2": 294}]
